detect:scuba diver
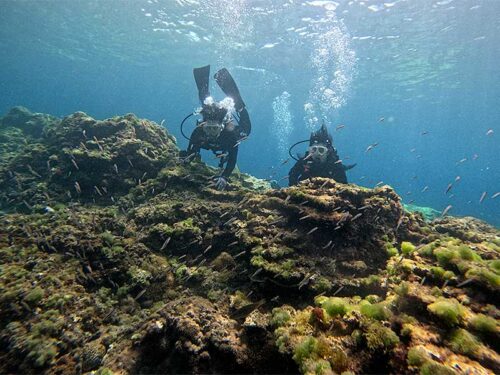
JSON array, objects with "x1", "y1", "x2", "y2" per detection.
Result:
[
  {"x1": 179, "y1": 65, "x2": 251, "y2": 190},
  {"x1": 288, "y1": 124, "x2": 356, "y2": 186}
]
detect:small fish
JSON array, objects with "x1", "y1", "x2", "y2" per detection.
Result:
[
  {"x1": 299, "y1": 200, "x2": 309, "y2": 206},
  {"x1": 234, "y1": 250, "x2": 246, "y2": 259},
  {"x1": 491, "y1": 192, "x2": 500, "y2": 199},
  {"x1": 141, "y1": 172, "x2": 147, "y2": 180},
  {"x1": 307, "y1": 227, "x2": 318, "y2": 235},
  {"x1": 279, "y1": 175, "x2": 289, "y2": 181},
  {"x1": 333, "y1": 285, "x2": 344, "y2": 296},
  {"x1": 224, "y1": 217, "x2": 237, "y2": 226},
  {"x1": 378, "y1": 117, "x2": 385, "y2": 122},
  {"x1": 160, "y1": 237, "x2": 171, "y2": 251},
  {"x1": 44, "y1": 206, "x2": 55, "y2": 213},
  {"x1": 227, "y1": 241, "x2": 238, "y2": 247},
  {"x1": 421, "y1": 186, "x2": 429, "y2": 193},
  {"x1": 134, "y1": 288, "x2": 147, "y2": 301},
  {"x1": 203, "y1": 245, "x2": 212, "y2": 254},
  {"x1": 421, "y1": 131, "x2": 429, "y2": 135},
  {"x1": 486, "y1": 129, "x2": 494, "y2": 136},
  {"x1": 420, "y1": 276, "x2": 426, "y2": 285},
  {"x1": 246, "y1": 291, "x2": 253, "y2": 298},
  {"x1": 82, "y1": 130, "x2": 87, "y2": 138},
  {"x1": 251, "y1": 268, "x2": 263, "y2": 278},
  {"x1": 336, "y1": 124, "x2": 345, "y2": 130},
  {"x1": 479, "y1": 191, "x2": 487, "y2": 203},
  {"x1": 74, "y1": 181, "x2": 82, "y2": 194},
  {"x1": 320, "y1": 180, "x2": 329, "y2": 189},
  {"x1": 299, "y1": 214, "x2": 312, "y2": 221},
  {"x1": 351, "y1": 213, "x2": 362, "y2": 222},
  {"x1": 441, "y1": 205, "x2": 453, "y2": 217},
  {"x1": 322, "y1": 240, "x2": 333, "y2": 249},
  {"x1": 358, "y1": 205, "x2": 370, "y2": 211},
  {"x1": 396, "y1": 215, "x2": 404, "y2": 231},
  {"x1": 27, "y1": 165, "x2": 41, "y2": 178},
  {"x1": 127, "y1": 157, "x2": 134, "y2": 167},
  {"x1": 113, "y1": 164, "x2": 119, "y2": 174},
  {"x1": 445, "y1": 183, "x2": 453, "y2": 194},
  {"x1": 472, "y1": 154, "x2": 479, "y2": 160},
  {"x1": 457, "y1": 158, "x2": 467, "y2": 164},
  {"x1": 365, "y1": 143, "x2": 379, "y2": 153},
  {"x1": 374, "y1": 181, "x2": 384, "y2": 187},
  {"x1": 94, "y1": 186, "x2": 103, "y2": 196},
  {"x1": 230, "y1": 299, "x2": 266, "y2": 320},
  {"x1": 334, "y1": 159, "x2": 343, "y2": 164},
  {"x1": 178, "y1": 254, "x2": 186, "y2": 260},
  {"x1": 198, "y1": 258, "x2": 207, "y2": 267},
  {"x1": 160, "y1": 119, "x2": 165, "y2": 126},
  {"x1": 457, "y1": 278, "x2": 473, "y2": 288},
  {"x1": 455, "y1": 176, "x2": 461, "y2": 182},
  {"x1": 280, "y1": 158, "x2": 290, "y2": 165},
  {"x1": 410, "y1": 148, "x2": 416, "y2": 153},
  {"x1": 271, "y1": 295, "x2": 280, "y2": 302}
]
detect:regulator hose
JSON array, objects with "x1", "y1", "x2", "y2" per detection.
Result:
[
  {"x1": 180, "y1": 113, "x2": 195, "y2": 141},
  {"x1": 288, "y1": 139, "x2": 309, "y2": 161}
]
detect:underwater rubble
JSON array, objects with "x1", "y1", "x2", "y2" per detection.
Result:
[{"x1": 0, "y1": 107, "x2": 498, "y2": 375}]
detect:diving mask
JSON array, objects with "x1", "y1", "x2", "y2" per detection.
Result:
[
  {"x1": 203, "y1": 120, "x2": 223, "y2": 139},
  {"x1": 308, "y1": 144, "x2": 329, "y2": 162}
]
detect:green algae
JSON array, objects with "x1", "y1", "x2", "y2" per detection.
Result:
[
  {"x1": 427, "y1": 299, "x2": 466, "y2": 326},
  {"x1": 448, "y1": 328, "x2": 480, "y2": 355}
]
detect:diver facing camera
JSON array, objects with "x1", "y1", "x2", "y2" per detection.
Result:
[
  {"x1": 179, "y1": 65, "x2": 251, "y2": 190},
  {"x1": 288, "y1": 123, "x2": 356, "y2": 186}
]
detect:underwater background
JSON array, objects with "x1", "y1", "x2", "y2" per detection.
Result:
[{"x1": 0, "y1": 0, "x2": 498, "y2": 226}]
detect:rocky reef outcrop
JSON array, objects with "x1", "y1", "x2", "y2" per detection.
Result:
[{"x1": 0, "y1": 107, "x2": 498, "y2": 375}]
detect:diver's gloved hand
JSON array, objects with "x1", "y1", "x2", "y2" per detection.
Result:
[
  {"x1": 213, "y1": 176, "x2": 228, "y2": 190},
  {"x1": 179, "y1": 151, "x2": 196, "y2": 164}
]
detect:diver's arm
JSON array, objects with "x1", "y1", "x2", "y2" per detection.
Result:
[
  {"x1": 288, "y1": 160, "x2": 303, "y2": 186},
  {"x1": 238, "y1": 108, "x2": 251, "y2": 136},
  {"x1": 328, "y1": 161, "x2": 348, "y2": 184},
  {"x1": 187, "y1": 127, "x2": 204, "y2": 155},
  {"x1": 221, "y1": 146, "x2": 238, "y2": 178}
]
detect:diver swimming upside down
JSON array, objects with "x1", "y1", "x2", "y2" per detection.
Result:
[
  {"x1": 288, "y1": 124, "x2": 356, "y2": 186},
  {"x1": 179, "y1": 65, "x2": 251, "y2": 190}
]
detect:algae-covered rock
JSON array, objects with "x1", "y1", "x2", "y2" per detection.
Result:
[{"x1": 0, "y1": 108, "x2": 498, "y2": 375}]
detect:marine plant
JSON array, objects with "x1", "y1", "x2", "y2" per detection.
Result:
[
  {"x1": 406, "y1": 346, "x2": 428, "y2": 367},
  {"x1": 400, "y1": 241, "x2": 415, "y2": 256},
  {"x1": 448, "y1": 328, "x2": 480, "y2": 355},
  {"x1": 321, "y1": 297, "x2": 349, "y2": 317},
  {"x1": 364, "y1": 322, "x2": 399, "y2": 351},
  {"x1": 360, "y1": 301, "x2": 391, "y2": 321},
  {"x1": 469, "y1": 313, "x2": 497, "y2": 334},
  {"x1": 427, "y1": 299, "x2": 465, "y2": 326}
]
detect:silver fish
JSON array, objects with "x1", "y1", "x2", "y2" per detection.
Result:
[
  {"x1": 441, "y1": 205, "x2": 453, "y2": 217},
  {"x1": 307, "y1": 227, "x2": 318, "y2": 235},
  {"x1": 479, "y1": 192, "x2": 487, "y2": 203}
]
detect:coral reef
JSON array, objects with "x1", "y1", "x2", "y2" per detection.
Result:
[{"x1": 0, "y1": 107, "x2": 498, "y2": 374}]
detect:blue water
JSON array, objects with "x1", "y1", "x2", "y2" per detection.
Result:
[{"x1": 0, "y1": 0, "x2": 498, "y2": 226}]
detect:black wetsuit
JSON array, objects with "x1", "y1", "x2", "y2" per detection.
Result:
[
  {"x1": 288, "y1": 149, "x2": 351, "y2": 186},
  {"x1": 186, "y1": 109, "x2": 251, "y2": 178}
]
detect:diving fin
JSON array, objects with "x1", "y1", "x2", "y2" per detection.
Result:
[
  {"x1": 193, "y1": 65, "x2": 211, "y2": 104},
  {"x1": 214, "y1": 68, "x2": 245, "y2": 111}
]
